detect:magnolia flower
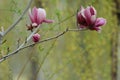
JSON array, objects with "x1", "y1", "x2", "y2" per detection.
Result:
[
  {"x1": 77, "y1": 6, "x2": 106, "y2": 32},
  {"x1": 32, "y1": 33, "x2": 40, "y2": 42},
  {"x1": 28, "y1": 7, "x2": 54, "y2": 29}
]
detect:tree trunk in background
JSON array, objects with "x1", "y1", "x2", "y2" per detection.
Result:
[
  {"x1": 114, "y1": 0, "x2": 120, "y2": 22},
  {"x1": 29, "y1": 0, "x2": 43, "y2": 80},
  {"x1": 111, "y1": 32, "x2": 118, "y2": 80},
  {"x1": 29, "y1": 47, "x2": 39, "y2": 80},
  {"x1": 111, "y1": 0, "x2": 120, "y2": 80}
]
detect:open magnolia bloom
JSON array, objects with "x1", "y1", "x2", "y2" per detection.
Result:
[
  {"x1": 28, "y1": 7, "x2": 54, "y2": 31},
  {"x1": 77, "y1": 6, "x2": 106, "y2": 32}
]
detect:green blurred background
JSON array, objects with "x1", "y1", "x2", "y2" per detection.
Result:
[{"x1": 0, "y1": 0, "x2": 120, "y2": 80}]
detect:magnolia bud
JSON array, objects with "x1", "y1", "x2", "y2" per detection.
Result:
[{"x1": 32, "y1": 33, "x2": 40, "y2": 42}]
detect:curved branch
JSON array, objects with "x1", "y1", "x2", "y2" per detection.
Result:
[
  {"x1": 0, "y1": 26, "x2": 39, "y2": 63},
  {"x1": 0, "y1": 28, "x2": 84, "y2": 63}
]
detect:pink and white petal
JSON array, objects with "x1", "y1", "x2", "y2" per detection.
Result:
[
  {"x1": 32, "y1": 7, "x2": 38, "y2": 22},
  {"x1": 90, "y1": 6, "x2": 97, "y2": 15},
  {"x1": 80, "y1": 6, "x2": 85, "y2": 12},
  {"x1": 84, "y1": 7, "x2": 92, "y2": 25},
  {"x1": 95, "y1": 18, "x2": 106, "y2": 27},
  {"x1": 77, "y1": 12, "x2": 86, "y2": 24},
  {"x1": 32, "y1": 23, "x2": 38, "y2": 27},
  {"x1": 29, "y1": 9, "x2": 35, "y2": 23},
  {"x1": 90, "y1": 15, "x2": 96, "y2": 24},
  {"x1": 80, "y1": 7, "x2": 86, "y2": 18},
  {"x1": 37, "y1": 8, "x2": 46, "y2": 24},
  {"x1": 81, "y1": 11, "x2": 86, "y2": 19},
  {"x1": 84, "y1": 6, "x2": 91, "y2": 18}
]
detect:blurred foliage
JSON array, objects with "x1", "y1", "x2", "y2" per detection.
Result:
[{"x1": 0, "y1": 0, "x2": 119, "y2": 80}]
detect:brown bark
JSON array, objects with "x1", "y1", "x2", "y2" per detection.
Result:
[
  {"x1": 111, "y1": 0, "x2": 120, "y2": 80},
  {"x1": 114, "y1": 0, "x2": 120, "y2": 22},
  {"x1": 111, "y1": 32, "x2": 118, "y2": 80}
]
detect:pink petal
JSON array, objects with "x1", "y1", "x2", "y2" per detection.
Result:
[
  {"x1": 80, "y1": 7, "x2": 85, "y2": 18},
  {"x1": 90, "y1": 15, "x2": 96, "y2": 24},
  {"x1": 84, "y1": 7, "x2": 92, "y2": 25},
  {"x1": 84, "y1": 6, "x2": 97, "y2": 25},
  {"x1": 37, "y1": 8, "x2": 46, "y2": 24},
  {"x1": 32, "y1": 23, "x2": 38, "y2": 27},
  {"x1": 80, "y1": 6, "x2": 84, "y2": 11},
  {"x1": 90, "y1": 6, "x2": 96, "y2": 15},
  {"x1": 77, "y1": 12, "x2": 86, "y2": 25},
  {"x1": 94, "y1": 18, "x2": 106, "y2": 27},
  {"x1": 29, "y1": 9, "x2": 35, "y2": 23},
  {"x1": 32, "y1": 7, "x2": 38, "y2": 23}
]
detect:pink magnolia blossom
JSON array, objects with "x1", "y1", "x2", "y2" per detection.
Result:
[
  {"x1": 29, "y1": 7, "x2": 54, "y2": 27},
  {"x1": 32, "y1": 33, "x2": 40, "y2": 42},
  {"x1": 77, "y1": 6, "x2": 106, "y2": 32}
]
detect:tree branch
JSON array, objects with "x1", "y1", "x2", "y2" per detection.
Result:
[
  {"x1": 0, "y1": 26, "x2": 40, "y2": 63},
  {"x1": 0, "y1": 28, "x2": 84, "y2": 63}
]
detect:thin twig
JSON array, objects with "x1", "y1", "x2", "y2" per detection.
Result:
[
  {"x1": 17, "y1": 39, "x2": 56, "y2": 80},
  {"x1": 0, "y1": 26, "x2": 39, "y2": 63},
  {"x1": 0, "y1": 11, "x2": 78, "y2": 62},
  {"x1": 32, "y1": 28, "x2": 85, "y2": 80},
  {"x1": 0, "y1": 28, "x2": 84, "y2": 63},
  {"x1": 3, "y1": 0, "x2": 33, "y2": 36},
  {"x1": 0, "y1": 2, "x2": 79, "y2": 62},
  {"x1": 24, "y1": 28, "x2": 85, "y2": 48}
]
